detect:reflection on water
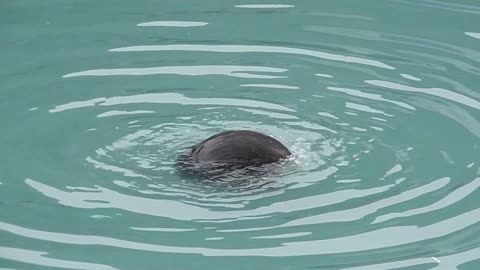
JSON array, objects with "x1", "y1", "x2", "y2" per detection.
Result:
[{"x1": 1, "y1": 0, "x2": 480, "y2": 269}]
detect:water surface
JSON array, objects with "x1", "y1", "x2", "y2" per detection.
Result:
[{"x1": 1, "y1": 0, "x2": 480, "y2": 269}]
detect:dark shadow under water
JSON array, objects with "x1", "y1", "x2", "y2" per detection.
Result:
[{"x1": 175, "y1": 147, "x2": 294, "y2": 189}]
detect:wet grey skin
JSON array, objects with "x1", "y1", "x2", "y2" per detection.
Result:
[{"x1": 176, "y1": 130, "x2": 291, "y2": 179}]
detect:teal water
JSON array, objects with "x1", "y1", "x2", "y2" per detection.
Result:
[{"x1": 1, "y1": 0, "x2": 480, "y2": 269}]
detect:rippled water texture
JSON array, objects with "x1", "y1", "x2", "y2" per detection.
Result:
[{"x1": 2, "y1": 0, "x2": 480, "y2": 269}]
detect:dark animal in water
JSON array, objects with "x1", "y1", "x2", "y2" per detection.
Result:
[{"x1": 176, "y1": 130, "x2": 291, "y2": 179}]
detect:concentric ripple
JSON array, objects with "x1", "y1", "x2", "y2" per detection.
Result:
[{"x1": 1, "y1": 1, "x2": 480, "y2": 270}]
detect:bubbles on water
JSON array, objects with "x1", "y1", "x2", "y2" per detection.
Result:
[{"x1": 84, "y1": 108, "x2": 339, "y2": 200}]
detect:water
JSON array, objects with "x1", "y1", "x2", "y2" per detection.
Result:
[{"x1": 1, "y1": 0, "x2": 480, "y2": 269}]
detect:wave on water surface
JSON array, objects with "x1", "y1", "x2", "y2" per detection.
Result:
[{"x1": 2, "y1": 1, "x2": 480, "y2": 269}]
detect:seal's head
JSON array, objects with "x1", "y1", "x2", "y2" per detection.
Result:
[{"x1": 176, "y1": 130, "x2": 291, "y2": 180}]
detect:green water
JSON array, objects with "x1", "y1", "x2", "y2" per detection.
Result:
[{"x1": 1, "y1": 0, "x2": 480, "y2": 269}]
